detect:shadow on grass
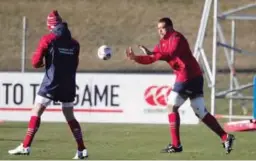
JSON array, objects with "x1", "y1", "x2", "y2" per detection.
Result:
[{"x1": 0, "y1": 138, "x2": 48, "y2": 142}]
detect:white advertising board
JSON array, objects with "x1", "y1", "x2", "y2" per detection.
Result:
[{"x1": 0, "y1": 73, "x2": 199, "y2": 124}]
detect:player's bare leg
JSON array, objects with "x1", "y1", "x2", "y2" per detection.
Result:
[
  {"x1": 190, "y1": 97, "x2": 235, "y2": 154},
  {"x1": 62, "y1": 105, "x2": 88, "y2": 159},
  {"x1": 161, "y1": 104, "x2": 183, "y2": 153},
  {"x1": 8, "y1": 103, "x2": 46, "y2": 155}
]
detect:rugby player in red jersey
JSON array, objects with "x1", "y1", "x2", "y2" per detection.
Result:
[{"x1": 126, "y1": 17, "x2": 235, "y2": 154}]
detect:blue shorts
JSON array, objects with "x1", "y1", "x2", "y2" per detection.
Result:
[{"x1": 173, "y1": 76, "x2": 204, "y2": 99}]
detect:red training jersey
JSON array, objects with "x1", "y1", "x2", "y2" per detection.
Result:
[
  {"x1": 31, "y1": 33, "x2": 56, "y2": 68},
  {"x1": 134, "y1": 30, "x2": 202, "y2": 82}
]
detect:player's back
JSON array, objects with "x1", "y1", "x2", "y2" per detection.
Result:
[
  {"x1": 176, "y1": 32, "x2": 201, "y2": 70},
  {"x1": 41, "y1": 23, "x2": 79, "y2": 93},
  {"x1": 165, "y1": 31, "x2": 202, "y2": 82}
]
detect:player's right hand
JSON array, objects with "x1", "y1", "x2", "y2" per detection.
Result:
[
  {"x1": 38, "y1": 63, "x2": 45, "y2": 68},
  {"x1": 125, "y1": 47, "x2": 135, "y2": 60},
  {"x1": 38, "y1": 60, "x2": 45, "y2": 68}
]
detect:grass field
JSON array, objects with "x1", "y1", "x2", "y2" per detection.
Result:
[{"x1": 0, "y1": 122, "x2": 256, "y2": 160}]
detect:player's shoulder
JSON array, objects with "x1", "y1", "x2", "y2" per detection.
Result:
[
  {"x1": 71, "y1": 38, "x2": 80, "y2": 47},
  {"x1": 173, "y1": 31, "x2": 184, "y2": 38},
  {"x1": 40, "y1": 33, "x2": 57, "y2": 43},
  {"x1": 173, "y1": 30, "x2": 188, "y2": 41}
]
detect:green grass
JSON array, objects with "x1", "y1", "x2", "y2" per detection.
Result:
[{"x1": 0, "y1": 122, "x2": 256, "y2": 160}]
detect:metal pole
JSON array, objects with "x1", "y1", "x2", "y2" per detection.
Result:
[
  {"x1": 200, "y1": 48, "x2": 213, "y2": 84},
  {"x1": 215, "y1": 83, "x2": 253, "y2": 97},
  {"x1": 229, "y1": 20, "x2": 236, "y2": 122},
  {"x1": 253, "y1": 76, "x2": 256, "y2": 119},
  {"x1": 211, "y1": 0, "x2": 217, "y2": 115},
  {"x1": 223, "y1": 15, "x2": 256, "y2": 21},
  {"x1": 193, "y1": 0, "x2": 214, "y2": 88},
  {"x1": 193, "y1": 0, "x2": 213, "y2": 60},
  {"x1": 217, "y1": 42, "x2": 256, "y2": 55},
  {"x1": 218, "y1": 3, "x2": 256, "y2": 18},
  {"x1": 21, "y1": 16, "x2": 27, "y2": 73}
]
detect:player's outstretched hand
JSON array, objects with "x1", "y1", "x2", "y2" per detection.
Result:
[
  {"x1": 138, "y1": 45, "x2": 152, "y2": 55},
  {"x1": 38, "y1": 63, "x2": 45, "y2": 68},
  {"x1": 126, "y1": 47, "x2": 135, "y2": 60}
]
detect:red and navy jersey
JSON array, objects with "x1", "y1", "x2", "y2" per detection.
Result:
[
  {"x1": 32, "y1": 23, "x2": 79, "y2": 101},
  {"x1": 134, "y1": 30, "x2": 202, "y2": 82}
]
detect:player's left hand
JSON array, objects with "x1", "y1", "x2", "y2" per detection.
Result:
[
  {"x1": 138, "y1": 45, "x2": 152, "y2": 55},
  {"x1": 126, "y1": 47, "x2": 136, "y2": 60}
]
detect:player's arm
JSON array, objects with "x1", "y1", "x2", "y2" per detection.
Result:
[
  {"x1": 31, "y1": 36, "x2": 49, "y2": 68},
  {"x1": 77, "y1": 44, "x2": 80, "y2": 65},
  {"x1": 136, "y1": 35, "x2": 181, "y2": 62},
  {"x1": 135, "y1": 37, "x2": 180, "y2": 63},
  {"x1": 138, "y1": 45, "x2": 154, "y2": 55},
  {"x1": 126, "y1": 47, "x2": 162, "y2": 65},
  {"x1": 133, "y1": 54, "x2": 163, "y2": 64},
  {"x1": 74, "y1": 39, "x2": 80, "y2": 66},
  {"x1": 126, "y1": 36, "x2": 180, "y2": 64}
]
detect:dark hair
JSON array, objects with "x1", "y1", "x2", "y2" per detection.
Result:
[{"x1": 158, "y1": 17, "x2": 173, "y2": 28}]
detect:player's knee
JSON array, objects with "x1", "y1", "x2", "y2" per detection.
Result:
[
  {"x1": 62, "y1": 108, "x2": 75, "y2": 121},
  {"x1": 32, "y1": 94, "x2": 51, "y2": 116},
  {"x1": 31, "y1": 104, "x2": 46, "y2": 117},
  {"x1": 167, "y1": 91, "x2": 185, "y2": 113},
  {"x1": 167, "y1": 104, "x2": 180, "y2": 113},
  {"x1": 62, "y1": 102, "x2": 75, "y2": 121},
  {"x1": 190, "y1": 97, "x2": 208, "y2": 119},
  {"x1": 35, "y1": 95, "x2": 52, "y2": 106}
]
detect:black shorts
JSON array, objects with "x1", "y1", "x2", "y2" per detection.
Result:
[{"x1": 173, "y1": 76, "x2": 204, "y2": 99}]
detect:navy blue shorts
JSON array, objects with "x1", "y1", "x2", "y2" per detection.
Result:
[
  {"x1": 173, "y1": 76, "x2": 204, "y2": 99},
  {"x1": 38, "y1": 88, "x2": 75, "y2": 103}
]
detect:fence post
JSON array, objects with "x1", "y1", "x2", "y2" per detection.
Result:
[
  {"x1": 21, "y1": 16, "x2": 27, "y2": 73},
  {"x1": 253, "y1": 76, "x2": 256, "y2": 119}
]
